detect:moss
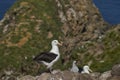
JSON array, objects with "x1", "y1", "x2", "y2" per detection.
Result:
[
  {"x1": 10, "y1": 35, "x2": 22, "y2": 43},
  {"x1": 91, "y1": 45, "x2": 120, "y2": 72},
  {"x1": 90, "y1": 30, "x2": 120, "y2": 72}
]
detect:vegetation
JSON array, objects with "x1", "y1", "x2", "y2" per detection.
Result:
[
  {"x1": 0, "y1": 0, "x2": 120, "y2": 75},
  {"x1": 0, "y1": 0, "x2": 63, "y2": 74}
]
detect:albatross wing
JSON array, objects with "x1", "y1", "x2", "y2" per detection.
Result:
[{"x1": 33, "y1": 52, "x2": 58, "y2": 63}]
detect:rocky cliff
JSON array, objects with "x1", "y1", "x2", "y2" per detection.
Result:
[
  {"x1": 0, "y1": 0, "x2": 120, "y2": 79},
  {"x1": 1, "y1": 64, "x2": 120, "y2": 80}
]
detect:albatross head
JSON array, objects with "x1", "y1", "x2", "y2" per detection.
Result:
[
  {"x1": 83, "y1": 65, "x2": 92, "y2": 74},
  {"x1": 51, "y1": 40, "x2": 62, "y2": 46},
  {"x1": 73, "y1": 61, "x2": 77, "y2": 65},
  {"x1": 50, "y1": 40, "x2": 62, "y2": 54},
  {"x1": 73, "y1": 60, "x2": 76, "y2": 63}
]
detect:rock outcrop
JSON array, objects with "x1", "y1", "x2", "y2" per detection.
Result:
[
  {"x1": 1, "y1": 64, "x2": 120, "y2": 80},
  {"x1": 54, "y1": 0, "x2": 111, "y2": 67},
  {"x1": 107, "y1": 64, "x2": 120, "y2": 80},
  {"x1": 111, "y1": 64, "x2": 120, "y2": 76},
  {"x1": 17, "y1": 70, "x2": 93, "y2": 80}
]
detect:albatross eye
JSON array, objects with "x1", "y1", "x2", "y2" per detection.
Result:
[{"x1": 54, "y1": 40, "x2": 58, "y2": 43}]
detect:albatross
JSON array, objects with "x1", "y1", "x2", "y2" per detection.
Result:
[
  {"x1": 70, "y1": 61, "x2": 83, "y2": 73},
  {"x1": 70, "y1": 61, "x2": 92, "y2": 74},
  {"x1": 81, "y1": 65, "x2": 92, "y2": 74},
  {"x1": 70, "y1": 61, "x2": 79, "y2": 72},
  {"x1": 33, "y1": 40, "x2": 61, "y2": 72}
]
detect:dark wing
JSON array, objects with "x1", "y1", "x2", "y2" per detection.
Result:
[
  {"x1": 78, "y1": 67, "x2": 83, "y2": 73},
  {"x1": 33, "y1": 52, "x2": 58, "y2": 63}
]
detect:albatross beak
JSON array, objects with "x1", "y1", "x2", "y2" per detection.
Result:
[
  {"x1": 58, "y1": 41, "x2": 63, "y2": 46},
  {"x1": 88, "y1": 68, "x2": 93, "y2": 72}
]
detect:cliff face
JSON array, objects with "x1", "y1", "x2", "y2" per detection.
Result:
[
  {"x1": 2, "y1": 64, "x2": 120, "y2": 80},
  {"x1": 55, "y1": 0, "x2": 109, "y2": 62},
  {"x1": 0, "y1": 0, "x2": 120, "y2": 76}
]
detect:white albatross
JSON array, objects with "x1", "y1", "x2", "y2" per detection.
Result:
[
  {"x1": 70, "y1": 61, "x2": 92, "y2": 74},
  {"x1": 33, "y1": 40, "x2": 61, "y2": 72},
  {"x1": 81, "y1": 65, "x2": 92, "y2": 74},
  {"x1": 70, "y1": 61, "x2": 79, "y2": 72}
]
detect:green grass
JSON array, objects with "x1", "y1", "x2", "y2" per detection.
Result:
[
  {"x1": 91, "y1": 30, "x2": 120, "y2": 72},
  {"x1": 0, "y1": 0, "x2": 63, "y2": 74},
  {"x1": 91, "y1": 47, "x2": 120, "y2": 72}
]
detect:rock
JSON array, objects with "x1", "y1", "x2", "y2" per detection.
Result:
[
  {"x1": 8, "y1": 69, "x2": 120, "y2": 80},
  {"x1": 79, "y1": 73, "x2": 93, "y2": 80},
  {"x1": 56, "y1": 0, "x2": 109, "y2": 60},
  {"x1": 90, "y1": 72, "x2": 101, "y2": 80},
  {"x1": 35, "y1": 73, "x2": 51, "y2": 80},
  {"x1": 34, "y1": 70, "x2": 94, "y2": 80},
  {"x1": 107, "y1": 76, "x2": 120, "y2": 80},
  {"x1": 99, "y1": 71, "x2": 111, "y2": 80},
  {"x1": 111, "y1": 64, "x2": 120, "y2": 76},
  {"x1": 62, "y1": 70, "x2": 78, "y2": 80},
  {"x1": 17, "y1": 75, "x2": 35, "y2": 80},
  {"x1": 107, "y1": 64, "x2": 120, "y2": 80}
]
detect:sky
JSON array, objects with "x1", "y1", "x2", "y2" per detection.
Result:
[{"x1": 0, "y1": 0, "x2": 120, "y2": 25}]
